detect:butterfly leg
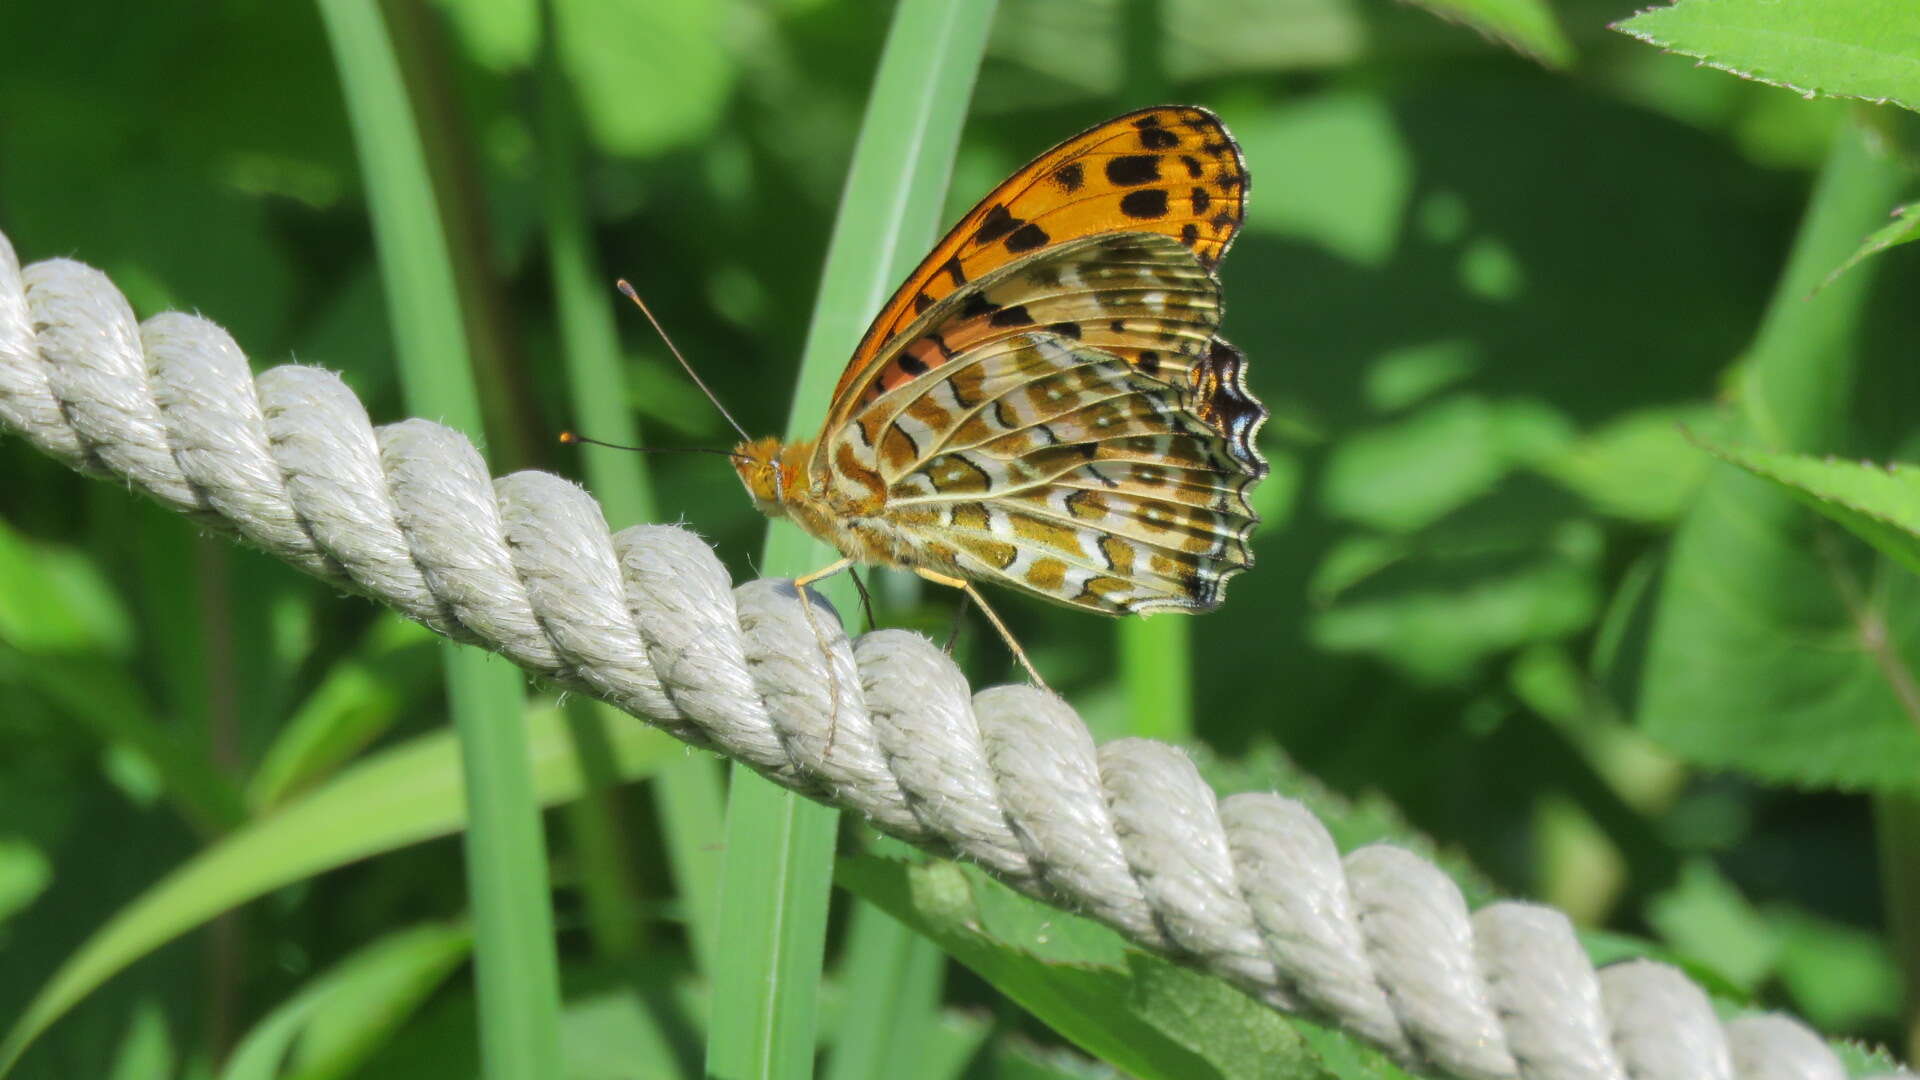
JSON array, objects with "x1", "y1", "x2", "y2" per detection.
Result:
[
  {"x1": 793, "y1": 556, "x2": 855, "y2": 590},
  {"x1": 791, "y1": 556, "x2": 856, "y2": 757},
  {"x1": 846, "y1": 566, "x2": 878, "y2": 632},
  {"x1": 942, "y1": 588, "x2": 973, "y2": 654},
  {"x1": 913, "y1": 569, "x2": 1051, "y2": 693}
]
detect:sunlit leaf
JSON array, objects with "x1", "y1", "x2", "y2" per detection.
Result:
[{"x1": 1617, "y1": 0, "x2": 1920, "y2": 113}]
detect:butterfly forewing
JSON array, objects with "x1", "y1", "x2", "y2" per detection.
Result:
[{"x1": 827, "y1": 106, "x2": 1248, "y2": 426}]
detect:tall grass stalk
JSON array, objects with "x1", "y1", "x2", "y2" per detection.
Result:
[
  {"x1": 316, "y1": 3, "x2": 563, "y2": 1077},
  {"x1": 706, "y1": 1, "x2": 998, "y2": 1075}
]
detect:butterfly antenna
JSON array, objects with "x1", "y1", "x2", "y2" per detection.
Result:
[
  {"x1": 615, "y1": 279, "x2": 752, "y2": 443},
  {"x1": 558, "y1": 431, "x2": 750, "y2": 463}
]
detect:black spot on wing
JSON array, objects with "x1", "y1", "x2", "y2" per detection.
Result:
[
  {"x1": 897, "y1": 353, "x2": 930, "y2": 376},
  {"x1": 1180, "y1": 222, "x2": 1199, "y2": 247},
  {"x1": 913, "y1": 292, "x2": 934, "y2": 314},
  {"x1": 1120, "y1": 189, "x2": 1170, "y2": 219},
  {"x1": 959, "y1": 291, "x2": 999, "y2": 319},
  {"x1": 1180, "y1": 154, "x2": 1203, "y2": 179},
  {"x1": 941, "y1": 256, "x2": 966, "y2": 286},
  {"x1": 973, "y1": 204, "x2": 1021, "y2": 245},
  {"x1": 1106, "y1": 155, "x2": 1160, "y2": 186},
  {"x1": 1005, "y1": 222, "x2": 1050, "y2": 253},
  {"x1": 1190, "y1": 187, "x2": 1211, "y2": 215},
  {"x1": 1046, "y1": 321, "x2": 1082, "y2": 339},
  {"x1": 1053, "y1": 162, "x2": 1084, "y2": 192},
  {"x1": 989, "y1": 304, "x2": 1035, "y2": 328},
  {"x1": 1140, "y1": 127, "x2": 1178, "y2": 150}
]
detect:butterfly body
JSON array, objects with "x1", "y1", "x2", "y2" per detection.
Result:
[{"x1": 733, "y1": 105, "x2": 1266, "y2": 638}]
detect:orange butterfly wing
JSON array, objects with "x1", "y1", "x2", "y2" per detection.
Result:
[{"x1": 823, "y1": 105, "x2": 1248, "y2": 427}]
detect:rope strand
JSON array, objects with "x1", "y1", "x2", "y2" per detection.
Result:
[{"x1": 0, "y1": 231, "x2": 1907, "y2": 1080}]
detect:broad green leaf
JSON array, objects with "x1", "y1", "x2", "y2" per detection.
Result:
[
  {"x1": 1404, "y1": 0, "x2": 1574, "y2": 68},
  {"x1": 222, "y1": 923, "x2": 471, "y2": 1080},
  {"x1": 0, "y1": 705, "x2": 679, "y2": 1076},
  {"x1": 1700, "y1": 439, "x2": 1920, "y2": 577},
  {"x1": 1616, "y1": 0, "x2": 1920, "y2": 114},
  {"x1": 837, "y1": 855, "x2": 1411, "y2": 1080},
  {"x1": 1821, "y1": 199, "x2": 1920, "y2": 292},
  {"x1": 1638, "y1": 121, "x2": 1920, "y2": 794}
]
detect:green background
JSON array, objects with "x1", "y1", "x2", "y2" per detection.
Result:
[{"x1": 0, "y1": 0, "x2": 1916, "y2": 1077}]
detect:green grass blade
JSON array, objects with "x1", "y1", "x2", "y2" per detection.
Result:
[
  {"x1": 1119, "y1": 619, "x2": 1192, "y2": 740},
  {"x1": 315, "y1": 2, "x2": 561, "y2": 1076},
  {"x1": 824, "y1": 837, "x2": 947, "y2": 1080},
  {"x1": 220, "y1": 923, "x2": 472, "y2": 1080},
  {"x1": 246, "y1": 615, "x2": 438, "y2": 812},
  {"x1": 534, "y1": 6, "x2": 727, "y2": 973},
  {"x1": 532, "y1": 8, "x2": 675, "y2": 968},
  {"x1": 0, "y1": 704, "x2": 680, "y2": 1076},
  {"x1": 709, "y1": 1, "x2": 999, "y2": 1076}
]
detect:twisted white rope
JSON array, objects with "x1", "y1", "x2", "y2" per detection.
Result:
[{"x1": 0, "y1": 229, "x2": 1906, "y2": 1080}]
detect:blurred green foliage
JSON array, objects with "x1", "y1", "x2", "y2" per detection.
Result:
[{"x1": 2, "y1": 0, "x2": 1918, "y2": 1076}]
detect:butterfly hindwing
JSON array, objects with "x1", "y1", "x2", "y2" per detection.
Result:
[{"x1": 826, "y1": 233, "x2": 1265, "y2": 614}]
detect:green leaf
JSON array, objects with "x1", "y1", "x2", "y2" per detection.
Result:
[
  {"x1": 1403, "y1": 0, "x2": 1575, "y2": 68},
  {"x1": 221, "y1": 923, "x2": 472, "y2": 1080},
  {"x1": 1322, "y1": 395, "x2": 1575, "y2": 533},
  {"x1": 553, "y1": 0, "x2": 734, "y2": 157},
  {"x1": 1616, "y1": 0, "x2": 1920, "y2": 114},
  {"x1": 1638, "y1": 119, "x2": 1920, "y2": 794},
  {"x1": 1699, "y1": 438, "x2": 1920, "y2": 577},
  {"x1": 1644, "y1": 860, "x2": 1779, "y2": 993},
  {"x1": 1534, "y1": 406, "x2": 1724, "y2": 524},
  {"x1": 0, "y1": 705, "x2": 680, "y2": 1076},
  {"x1": 1772, "y1": 907, "x2": 1902, "y2": 1031},
  {"x1": 0, "y1": 519, "x2": 133, "y2": 656},
  {"x1": 837, "y1": 855, "x2": 1411, "y2": 1080},
  {"x1": 1821, "y1": 199, "x2": 1920, "y2": 292}
]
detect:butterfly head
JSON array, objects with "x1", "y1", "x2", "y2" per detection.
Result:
[{"x1": 733, "y1": 435, "x2": 813, "y2": 517}]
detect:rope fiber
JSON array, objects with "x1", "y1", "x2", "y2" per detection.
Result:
[{"x1": 0, "y1": 229, "x2": 1908, "y2": 1080}]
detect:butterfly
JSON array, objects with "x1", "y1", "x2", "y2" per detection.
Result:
[{"x1": 731, "y1": 105, "x2": 1265, "y2": 687}]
